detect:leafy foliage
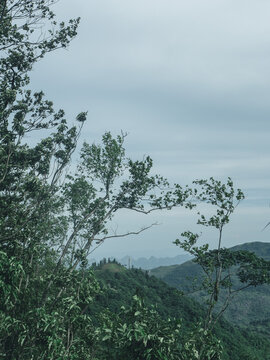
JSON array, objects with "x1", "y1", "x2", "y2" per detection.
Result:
[
  {"x1": 97, "y1": 295, "x2": 183, "y2": 360},
  {"x1": 92, "y1": 262, "x2": 270, "y2": 360},
  {"x1": 0, "y1": 2, "x2": 194, "y2": 358}
]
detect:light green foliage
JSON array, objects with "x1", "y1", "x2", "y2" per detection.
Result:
[{"x1": 183, "y1": 325, "x2": 223, "y2": 360}]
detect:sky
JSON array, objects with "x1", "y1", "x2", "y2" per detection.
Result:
[{"x1": 30, "y1": 0, "x2": 270, "y2": 260}]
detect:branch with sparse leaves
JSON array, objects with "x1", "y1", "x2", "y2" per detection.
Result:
[{"x1": 174, "y1": 177, "x2": 270, "y2": 335}]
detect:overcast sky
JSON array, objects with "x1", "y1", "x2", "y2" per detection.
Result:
[{"x1": 30, "y1": 0, "x2": 270, "y2": 259}]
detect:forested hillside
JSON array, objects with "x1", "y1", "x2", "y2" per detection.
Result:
[
  {"x1": 151, "y1": 242, "x2": 270, "y2": 335},
  {"x1": 90, "y1": 261, "x2": 270, "y2": 359}
]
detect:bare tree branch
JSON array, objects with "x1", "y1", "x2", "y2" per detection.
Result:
[{"x1": 93, "y1": 222, "x2": 159, "y2": 244}]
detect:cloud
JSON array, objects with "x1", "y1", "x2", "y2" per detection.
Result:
[{"x1": 28, "y1": 0, "x2": 270, "y2": 257}]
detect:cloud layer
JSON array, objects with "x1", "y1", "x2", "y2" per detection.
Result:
[{"x1": 30, "y1": 0, "x2": 270, "y2": 258}]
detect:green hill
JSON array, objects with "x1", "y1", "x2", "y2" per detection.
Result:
[
  {"x1": 90, "y1": 260, "x2": 270, "y2": 359},
  {"x1": 150, "y1": 241, "x2": 270, "y2": 335}
]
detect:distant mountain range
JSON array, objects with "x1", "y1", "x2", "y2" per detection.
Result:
[
  {"x1": 88, "y1": 254, "x2": 191, "y2": 270},
  {"x1": 150, "y1": 241, "x2": 270, "y2": 335},
  {"x1": 117, "y1": 254, "x2": 192, "y2": 270}
]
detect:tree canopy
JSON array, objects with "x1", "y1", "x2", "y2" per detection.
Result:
[{"x1": 0, "y1": 1, "x2": 192, "y2": 358}]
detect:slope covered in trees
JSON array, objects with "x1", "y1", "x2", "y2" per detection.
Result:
[
  {"x1": 151, "y1": 241, "x2": 270, "y2": 335},
  {"x1": 90, "y1": 261, "x2": 270, "y2": 359}
]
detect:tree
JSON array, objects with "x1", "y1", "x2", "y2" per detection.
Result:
[
  {"x1": 0, "y1": 2, "x2": 193, "y2": 358},
  {"x1": 0, "y1": 0, "x2": 83, "y2": 259},
  {"x1": 174, "y1": 177, "x2": 270, "y2": 358}
]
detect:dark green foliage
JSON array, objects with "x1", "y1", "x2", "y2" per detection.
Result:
[
  {"x1": 0, "y1": 249, "x2": 101, "y2": 359},
  {"x1": 0, "y1": 2, "x2": 203, "y2": 359},
  {"x1": 1, "y1": 2, "x2": 195, "y2": 357},
  {"x1": 91, "y1": 263, "x2": 270, "y2": 359},
  {"x1": 97, "y1": 295, "x2": 184, "y2": 360}
]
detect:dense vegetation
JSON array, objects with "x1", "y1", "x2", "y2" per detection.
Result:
[
  {"x1": 92, "y1": 260, "x2": 270, "y2": 360},
  {"x1": 1, "y1": 1, "x2": 270, "y2": 359}
]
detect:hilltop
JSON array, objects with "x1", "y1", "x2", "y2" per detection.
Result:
[{"x1": 89, "y1": 254, "x2": 191, "y2": 270}]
